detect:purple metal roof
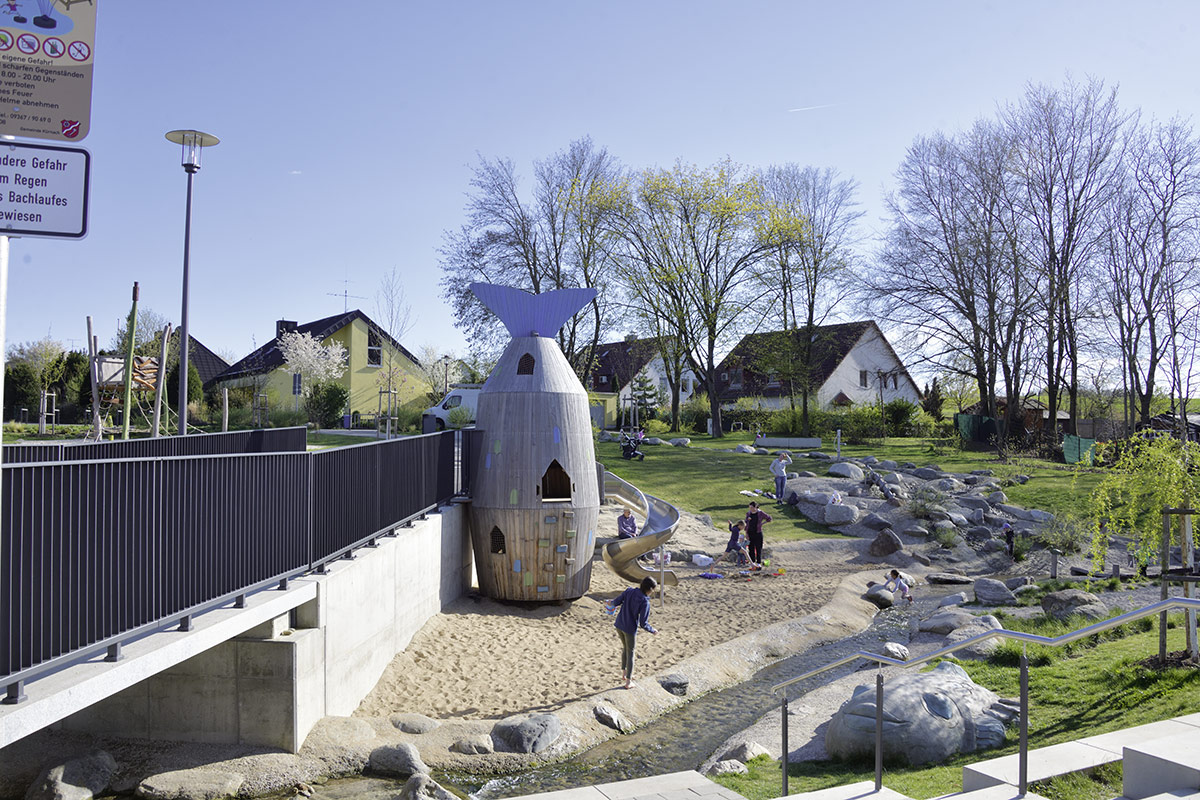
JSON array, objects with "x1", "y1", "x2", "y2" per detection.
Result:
[{"x1": 469, "y1": 283, "x2": 597, "y2": 338}]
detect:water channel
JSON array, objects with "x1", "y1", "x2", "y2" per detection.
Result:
[{"x1": 312, "y1": 603, "x2": 920, "y2": 800}]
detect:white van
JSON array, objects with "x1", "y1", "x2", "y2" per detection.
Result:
[{"x1": 423, "y1": 386, "x2": 481, "y2": 430}]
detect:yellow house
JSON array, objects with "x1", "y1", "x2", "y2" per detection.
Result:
[{"x1": 213, "y1": 311, "x2": 425, "y2": 418}]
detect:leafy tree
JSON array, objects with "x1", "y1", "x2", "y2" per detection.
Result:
[
  {"x1": 629, "y1": 367, "x2": 665, "y2": 420},
  {"x1": 7, "y1": 335, "x2": 66, "y2": 392},
  {"x1": 4, "y1": 362, "x2": 38, "y2": 420},
  {"x1": 108, "y1": 307, "x2": 172, "y2": 357},
  {"x1": 304, "y1": 381, "x2": 350, "y2": 429},
  {"x1": 166, "y1": 361, "x2": 202, "y2": 408}
]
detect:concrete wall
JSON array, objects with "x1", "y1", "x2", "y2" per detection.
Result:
[{"x1": 57, "y1": 503, "x2": 471, "y2": 752}]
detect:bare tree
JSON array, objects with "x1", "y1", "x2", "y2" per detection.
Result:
[
  {"x1": 438, "y1": 138, "x2": 624, "y2": 379},
  {"x1": 1003, "y1": 76, "x2": 1131, "y2": 434}
]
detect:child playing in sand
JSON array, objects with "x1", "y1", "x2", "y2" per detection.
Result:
[
  {"x1": 608, "y1": 576, "x2": 659, "y2": 689},
  {"x1": 712, "y1": 519, "x2": 753, "y2": 567},
  {"x1": 884, "y1": 569, "x2": 914, "y2": 604}
]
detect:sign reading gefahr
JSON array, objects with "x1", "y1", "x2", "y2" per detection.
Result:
[
  {"x1": 0, "y1": 0, "x2": 98, "y2": 142},
  {"x1": 0, "y1": 140, "x2": 89, "y2": 238}
]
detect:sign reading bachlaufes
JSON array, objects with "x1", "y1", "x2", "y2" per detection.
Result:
[
  {"x1": 0, "y1": 140, "x2": 89, "y2": 238},
  {"x1": 0, "y1": 0, "x2": 97, "y2": 143}
]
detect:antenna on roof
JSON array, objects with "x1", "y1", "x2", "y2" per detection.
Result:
[{"x1": 328, "y1": 279, "x2": 367, "y2": 313}]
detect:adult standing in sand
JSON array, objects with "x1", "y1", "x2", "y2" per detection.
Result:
[
  {"x1": 769, "y1": 451, "x2": 792, "y2": 503},
  {"x1": 744, "y1": 501, "x2": 772, "y2": 566},
  {"x1": 609, "y1": 576, "x2": 658, "y2": 689}
]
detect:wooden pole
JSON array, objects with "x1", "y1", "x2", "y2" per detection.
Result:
[
  {"x1": 1185, "y1": 514, "x2": 1196, "y2": 659},
  {"x1": 85, "y1": 317, "x2": 101, "y2": 439},
  {"x1": 1161, "y1": 511, "x2": 1171, "y2": 664},
  {"x1": 221, "y1": 387, "x2": 228, "y2": 432},
  {"x1": 121, "y1": 282, "x2": 139, "y2": 439},
  {"x1": 150, "y1": 323, "x2": 171, "y2": 438}
]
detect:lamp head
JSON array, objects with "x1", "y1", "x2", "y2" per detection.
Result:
[{"x1": 165, "y1": 129, "x2": 219, "y2": 173}]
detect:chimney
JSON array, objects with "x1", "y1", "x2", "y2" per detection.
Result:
[{"x1": 276, "y1": 320, "x2": 297, "y2": 340}]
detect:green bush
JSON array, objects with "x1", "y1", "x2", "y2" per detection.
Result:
[
  {"x1": 394, "y1": 402, "x2": 424, "y2": 432},
  {"x1": 820, "y1": 404, "x2": 886, "y2": 444},
  {"x1": 1038, "y1": 513, "x2": 1089, "y2": 554},
  {"x1": 680, "y1": 392, "x2": 710, "y2": 433},
  {"x1": 884, "y1": 398, "x2": 920, "y2": 436},
  {"x1": 643, "y1": 418, "x2": 670, "y2": 435},
  {"x1": 907, "y1": 484, "x2": 948, "y2": 519},
  {"x1": 269, "y1": 409, "x2": 308, "y2": 428},
  {"x1": 305, "y1": 382, "x2": 350, "y2": 429},
  {"x1": 447, "y1": 405, "x2": 472, "y2": 429}
]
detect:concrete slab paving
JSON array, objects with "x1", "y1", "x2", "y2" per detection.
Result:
[
  {"x1": 1123, "y1": 734, "x2": 1200, "y2": 800},
  {"x1": 513, "y1": 771, "x2": 747, "y2": 800},
  {"x1": 782, "y1": 779, "x2": 911, "y2": 798},
  {"x1": 961, "y1": 740, "x2": 1119, "y2": 791},
  {"x1": 933, "y1": 786, "x2": 1050, "y2": 799}
]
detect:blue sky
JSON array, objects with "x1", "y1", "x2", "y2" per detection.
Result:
[{"x1": 5, "y1": 1, "x2": 1198, "y2": 366}]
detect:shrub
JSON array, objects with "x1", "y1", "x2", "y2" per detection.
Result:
[
  {"x1": 824, "y1": 404, "x2": 886, "y2": 444},
  {"x1": 907, "y1": 484, "x2": 947, "y2": 519},
  {"x1": 680, "y1": 392, "x2": 710, "y2": 433},
  {"x1": 643, "y1": 418, "x2": 669, "y2": 435},
  {"x1": 1038, "y1": 513, "x2": 1089, "y2": 554},
  {"x1": 447, "y1": 405, "x2": 472, "y2": 429},
  {"x1": 724, "y1": 396, "x2": 774, "y2": 433},
  {"x1": 884, "y1": 398, "x2": 920, "y2": 436},
  {"x1": 304, "y1": 382, "x2": 350, "y2": 429},
  {"x1": 268, "y1": 409, "x2": 308, "y2": 428},
  {"x1": 935, "y1": 528, "x2": 960, "y2": 548},
  {"x1": 394, "y1": 401, "x2": 424, "y2": 432}
]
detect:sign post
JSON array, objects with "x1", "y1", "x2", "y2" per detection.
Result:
[{"x1": 0, "y1": 1, "x2": 98, "y2": 143}]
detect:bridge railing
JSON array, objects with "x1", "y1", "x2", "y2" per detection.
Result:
[
  {"x1": 1, "y1": 426, "x2": 309, "y2": 464},
  {"x1": 0, "y1": 429, "x2": 468, "y2": 703}
]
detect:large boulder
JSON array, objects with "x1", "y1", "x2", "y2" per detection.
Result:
[
  {"x1": 865, "y1": 585, "x2": 894, "y2": 609},
  {"x1": 369, "y1": 742, "x2": 429, "y2": 778},
  {"x1": 861, "y1": 512, "x2": 893, "y2": 530},
  {"x1": 879, "y1": 642, "x2": 910, "y2": 661},
  {"x1": 1042, "y1": 589, "x2": 1109, "y2": 621},
  {"x1": 826, "y1": 661, "x2": 1017, "y2": 765},
  {"x1": 957, "y1": 495, "x2": 991, "y2": 511},
  {"x1": 974, "y1": 578, "x2": 1017, "y2": 606},
  {"x1": 868, "y1": 529, "x2": 903, "y2": 557},
  {"x1": 1029, "y1": 508, "x2": 1054, "y2": 523},
  {"x1": 920, "y1": 607, "x2": 979, "y2": 634},
  {"x1": 136, "y1": 770, "x2": 244, "y2": 800},
  {"x1": 943, "y1": 615, "x2": 1004, "y2": 659},
  {"x1": 491, "y1": 714, "x2": 561, "y2": 753},
  {"x1": 735, "y1": 443, "x2": 756, "y2": 453},
  {"x1": 824, "y1": 503, "x2": 860, "y2": 526},
  {"x1": 658, "y1": 673, "x2": 689, "y2": 696},
  {"x1": 718, "y1": 741, "x2": 772, "y2": 764},
  {"x1": 669, "y1": 438, "x2": 692, "y2": 447},
  {"x1": 913, "y1": 467, "x2": 943, "y2": 480},
  {"x1": 449, "y1": 736, "x2": 494, "y2": 755},
  {"x1": 828, "y1": 462, "x2": 865, "y2": 480},
  {"x1": 938, "y1": 592, "x2": 969, "y2": 608},
  {"x1": 26, "y1": 751, "x2": 117, "y2": 800},
  {"x1": 705, "y1": 760, "x2": 749, "y2": 776},
  {"x1": 390, "y1": 713, "x2": 441, "y2": 734},
  {"x1": 927, "y1": 572, "x2": 973, "y2": 585},
  {"x1": 593, "y1": 703, "x2": 634, "y2": 733},
  {"x1": 399, "y1": 775, "x2": 459, "y2": 800}
]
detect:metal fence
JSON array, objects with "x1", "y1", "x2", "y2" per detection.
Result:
[
  {"x1": 1, "y1": 429, "x2": 471, "y2": 700},
  {"x1": 1, "y1": 426, "x2": 309, "y2": 465}
]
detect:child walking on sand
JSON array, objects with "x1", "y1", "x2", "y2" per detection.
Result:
[{"x1": 608, "y1": 576, "x2": 658, "y2": 689}]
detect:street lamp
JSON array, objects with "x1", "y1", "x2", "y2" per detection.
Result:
[
  {"x1": 165, "y1": 129, "x2": 219, "y2": 435},
  {"x1": 440, "y1": 354, "x2": 453, "y2": 395}
]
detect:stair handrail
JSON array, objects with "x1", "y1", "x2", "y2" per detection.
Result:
[{"x1": 771, "y1": 596, "x2": 1200, "y2": 797}]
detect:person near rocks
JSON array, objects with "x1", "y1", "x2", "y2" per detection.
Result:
[
  {"x1": 608, "y1": 576, "x2": 658, "y2": 689},
  {"x1": 769, "y1": 451, "x2": 792, "y2": 504},
  {"x1": 1002, "y1": 522, "x2": 1015, "y2": 557},
  {"x1": 884, "y1": 569, "x2": 914, "y2": 604},
  {"x1": 744, "y1": 501, "x2": 772, "y2": 567},
  {"x1": 617, "y1": 507, "x2": 638, "y2": 539}
]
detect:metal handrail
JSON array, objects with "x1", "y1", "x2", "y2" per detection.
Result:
[{"x1": 772, "y1": 597, "x2": 1200, "y2": 797}]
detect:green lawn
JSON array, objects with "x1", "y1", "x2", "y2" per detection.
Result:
[
  {"x1": 713, "y1": 615, "x2": 1200, "y2": 800},
  {"x1": 603, "y1": 434, "x2": 1101, "y2": 524}
]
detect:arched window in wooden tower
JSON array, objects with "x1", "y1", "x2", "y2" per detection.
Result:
[
  {"x1": 490, "y1": 526, "x2": 506, "y2": 554},
  {"x1": 517, "y1": 353, "x2": 535, "y2": 375},
  {"x1": 541, "y1": 459, "x2": 571, "y2": 501}
]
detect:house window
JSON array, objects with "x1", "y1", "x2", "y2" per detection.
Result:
[
  {"x1": 541, "y1": 460, "x2": 571, "y2": 501},
  {"x1": 859, "y1": 370, "x2": 868, "y2": 388},
  {"x1": 518, "y1": 353, "x2": 535, "y2": 375},
  {"x1": 892, "y1": 375, "x2": 898, "y2": 390},
  {"x1": 367, "y1": 330, "x2": 382, "y2": 367},
  {"x1": 730, "y1": 368, "x2": 743, "y2": 389},
  {"x1": 599, "y1": 375, "x2": 608, "y2": 385},
  {"x1": 765, "y1": 371, "x2": 780, "y2": 388}
]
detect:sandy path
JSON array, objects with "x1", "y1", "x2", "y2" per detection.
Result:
[{"x1": 356, "y1": 505, "x2": 872, "y2": 721}]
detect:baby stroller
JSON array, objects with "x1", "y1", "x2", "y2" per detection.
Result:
[{"x1": 620, "y1": 430, "x2": 645, "y2": 461}]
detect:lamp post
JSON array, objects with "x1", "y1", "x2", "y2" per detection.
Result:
[
  {"x1": 440, "y1": 354, "x2": 453, "y2": 394},
  {"x1": 165, "y1": 129, "x2": 219, "y2": 435}
]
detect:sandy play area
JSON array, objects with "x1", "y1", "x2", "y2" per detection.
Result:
[{"x1": 356, "y1": 504, "x2": 876, "y2": 722}]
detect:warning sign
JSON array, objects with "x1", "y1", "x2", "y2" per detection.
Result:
[{"x1": 0, "y1": 1, "x2": 97, "y2": 143}]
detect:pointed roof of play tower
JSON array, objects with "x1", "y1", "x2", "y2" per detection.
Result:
[{"x1": 469, "y1": 283, "x2": 597, "y2": 339}]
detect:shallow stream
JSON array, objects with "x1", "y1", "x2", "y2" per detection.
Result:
[{"x1": 313, "y1": 603, "x2": 921, "y2": 800}]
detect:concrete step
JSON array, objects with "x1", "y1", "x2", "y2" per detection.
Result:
[
  {"x1": 1113, "y1": 791, "x2": 1200, "y2": 800},
  {"x1": 1123, "y1": 733, "x2": 1200, "y2": 800},
  {"x1": 783, "y1": 781, "x2": 911, "y2": 799},
  {"x1": 961, "y1": 740, "x2": 1120, "y2": 792},
  {"x1": 931, "y1": 785, "x2": 1050, "y2": 799}
]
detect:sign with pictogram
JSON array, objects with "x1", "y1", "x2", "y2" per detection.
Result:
[
  {"x1": 0, "y1": 1, "x2": 97, "y2": 142},
  {"x1": 0, "y1": 139, "x2": 89, "y2": 238}
]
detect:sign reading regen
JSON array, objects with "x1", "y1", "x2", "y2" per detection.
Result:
[
  {"x1": 0, "y1": 140, "x2": 89, "y2": 238},
  {"x1": 0, "y1": 1, "x2": 97, "y2": 142}
]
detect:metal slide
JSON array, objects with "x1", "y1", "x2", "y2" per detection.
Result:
[{"x1": 601, "y1": 471, "x2": 681, "y2": 586}]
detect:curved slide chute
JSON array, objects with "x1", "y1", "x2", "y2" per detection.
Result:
[{"x1": 601, "y1": 471, "x2": 681, "y2": 587}]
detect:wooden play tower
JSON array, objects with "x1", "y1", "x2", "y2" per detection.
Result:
[{"x1": 467, "y1": 283, "x2": 600, "y2": 601}]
